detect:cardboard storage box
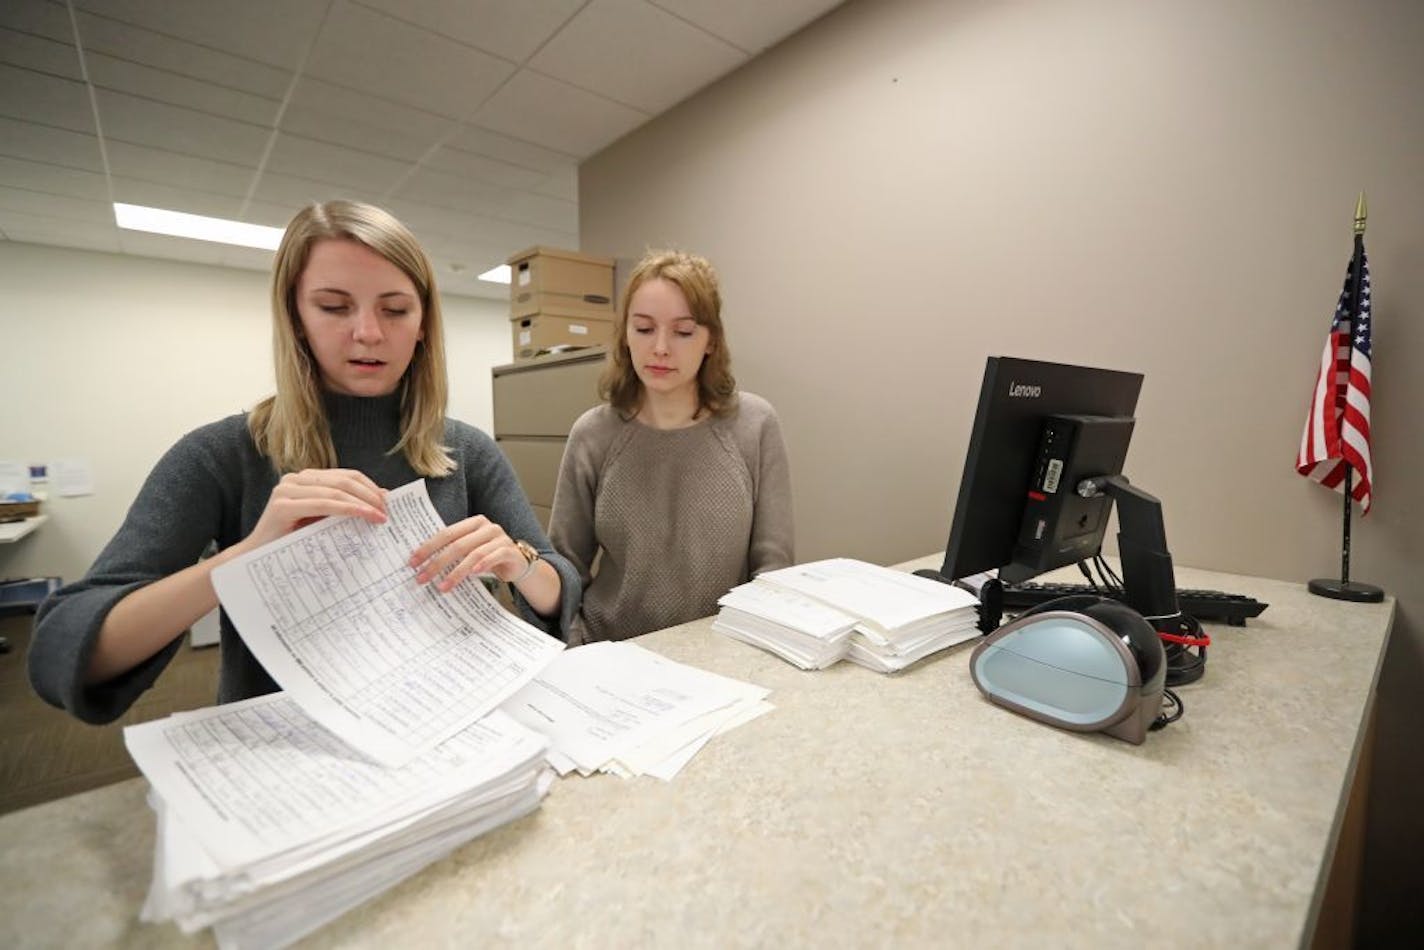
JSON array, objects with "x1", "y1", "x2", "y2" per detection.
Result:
[
  {"x1": 511, "y1": 313, "x2": 614, "y2": 360},
  {"x1": 507, "y1": 246, "x2": 615, "y2": 318}
]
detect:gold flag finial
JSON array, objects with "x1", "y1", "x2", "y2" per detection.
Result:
[{"x1": 1354, "y1": 192, "x2": 1368, "y2": 235}]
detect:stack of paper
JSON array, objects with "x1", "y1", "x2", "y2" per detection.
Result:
[
  {"x1": 721, "y1": 558, "x2": 981, "y2": 672},
  {"x1": 713, "y1": 581, "x2": 858, "y2": 669},
  {"x1": 128, "y1": 695, "x2": 551, "y2": 950},
  {"x1": 501, "y1": 641, "x2": 772, "y2": 781},
  {"x1": 122, "y1": 480, "x2": 570, "y2": 947}
]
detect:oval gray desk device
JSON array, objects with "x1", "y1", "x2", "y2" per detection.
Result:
[{"x1": 969, "y1": 598, "x2": 1166, "y2": 745}]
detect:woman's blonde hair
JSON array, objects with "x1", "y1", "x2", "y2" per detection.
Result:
[
  {"x1": 248, "y1": 200, "x2": 454, "y2": 476},
  {"x1": 600, "y1": 249, "x2": 736, "y2": 417}
]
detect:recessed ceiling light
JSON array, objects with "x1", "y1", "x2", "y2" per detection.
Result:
[
  {"x1": 113, "y1": 203, "x2": 284, "y2": 250},
  {"x1": 478, "y1": 264, "x2": 511, "y2": 284}
]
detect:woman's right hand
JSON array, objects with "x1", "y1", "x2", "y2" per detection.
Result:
[
  {"x1": 85, "y1": 469, "x2": 387, "y2": 686},
  {"x1": 242, "y1": 468, "x2": 388, "y2": 553}
]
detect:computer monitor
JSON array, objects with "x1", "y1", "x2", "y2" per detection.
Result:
[{"x1": 939, "y1": 356, "x2": 1182, "y2": 626}]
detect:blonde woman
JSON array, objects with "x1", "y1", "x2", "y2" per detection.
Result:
[
  {"x1": 549, "y1": 250, "x2": 793, "y2": 644},
  {"x1": 30, "y1": 201, "x2": 577, "y2": 722}
]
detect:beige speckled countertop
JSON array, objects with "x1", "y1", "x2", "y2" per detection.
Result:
[{"x1": 0, "y1": 559, "x2": 1394, "y2": 949}]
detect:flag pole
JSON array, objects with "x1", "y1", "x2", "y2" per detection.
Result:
[{"x1": 1309, "y1": 192, "x2": 1384, "y2": 603}]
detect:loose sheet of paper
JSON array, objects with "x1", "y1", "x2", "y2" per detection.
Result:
[
  {"x1": 501, "y1": 641, "x2": 768, "y2": 776},
  {"x1": 51, "y1": 457, "x2": 95, "y2": 496},
  {"x1": 211, "y1": 480, "x2": 563, "y2": 767}
]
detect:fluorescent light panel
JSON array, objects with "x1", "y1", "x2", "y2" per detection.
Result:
[
  {"x1": 478, "y1": 264, "x2": 511, "y2": 284},
  {"x1": 113, "y1": 203, "x2": 284, "y2": 251}
]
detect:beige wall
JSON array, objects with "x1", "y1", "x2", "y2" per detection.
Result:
[
  {"x1": 0, "y1": 242, "x2": 512, "y2": 587},
  {"x1": 580, "y1": 0, "x2": 1422, "y2": 939}
]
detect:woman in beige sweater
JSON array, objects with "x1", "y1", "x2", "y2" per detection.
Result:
[{"x1": 548, "y1": 250, "x2": 794, "y2": 644}]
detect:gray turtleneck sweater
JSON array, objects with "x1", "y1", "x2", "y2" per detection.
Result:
[
  {"x1": 28, "y1": 392, "x2": 579, "y2": 724},
  {"x1": 549, "y1": 392, "x2": 794, "y2": 644}
]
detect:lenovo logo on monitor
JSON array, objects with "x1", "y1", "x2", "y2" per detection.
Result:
[{"x1": 1008, "y1": 381, "x2": 1042, "y2": 398}]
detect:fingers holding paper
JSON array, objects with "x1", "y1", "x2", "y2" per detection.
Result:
[
  {"x1": 409, "y1": 515, "x2": 524, "y2": 592},
  {"x1": 245, "y1": 469, "x2": 388, "y2": 551}
]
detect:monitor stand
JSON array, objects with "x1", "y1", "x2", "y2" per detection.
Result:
[{"x1": 1091, "y1": 475, "x2": 1203, "y2": 684}]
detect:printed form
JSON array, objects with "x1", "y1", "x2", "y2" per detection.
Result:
[
  {"x1": 211, "y1": 480, "x2": 563, "y2": 767},
  {"x1": 501, "y1": 641, "x2": 769, "y2": 776},
  {"x1": 123, "y1": 693, "x2": 547, "y2": 873}
]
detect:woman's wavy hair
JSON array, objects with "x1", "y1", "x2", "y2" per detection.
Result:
[
  {"x1": 248, "y1": 200, "x2": 454, "y2": 476},
  {"x1": 600, "y1": 249, "x2": 736, "y2": 418}
]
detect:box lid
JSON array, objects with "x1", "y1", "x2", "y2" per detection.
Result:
[{"x1": 506, "y1": 245, "x2": 615, "y2": 268}]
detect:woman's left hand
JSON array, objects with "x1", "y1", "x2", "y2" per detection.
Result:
[{"x1": 409, "y1": 515, "x2": 527, "y2": 592}]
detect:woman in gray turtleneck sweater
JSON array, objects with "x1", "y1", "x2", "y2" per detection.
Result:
[
  {"x1": 29, "y1": 201, "x2": 578, "y2": 724},
  {"x1": 548, "y1": 250, "x2": 794, "y2": 644}
]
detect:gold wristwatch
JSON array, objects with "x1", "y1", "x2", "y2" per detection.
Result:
[{"x1": 511, "y1": 540, "x2": 541, "y2": 584}]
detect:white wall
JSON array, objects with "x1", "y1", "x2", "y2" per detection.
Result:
[{"x1": 0, "y1": 241, "x2": 511, "y2": 587}]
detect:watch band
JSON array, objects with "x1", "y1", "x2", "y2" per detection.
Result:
[{"x1": 510, "y1": 540, "x2": 540, "y2": 585}]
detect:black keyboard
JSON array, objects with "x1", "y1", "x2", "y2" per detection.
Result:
[{"x1": 999, "y1": 581, "x2": 1268, "y2": 626}]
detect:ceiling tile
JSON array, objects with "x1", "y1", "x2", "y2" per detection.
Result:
[
  {"x1": 86, "y1": 52, "x2": 282, "y2": 126},
  {"x1": 531, "y1": 0, "x2": 745, "y2": 114},
  {"x1": 443, "y1": 124, "x2": 575, "y2": 173},
  {"x1": 0, "y1": 116, "x2": 103, "y2": 171},
  {"x1": 652, "y1": 0, "x2": 844, "y2": 53},
  {"x1": 354, "y1": 0, "x2": 584, "y2": 62},
  {"x1": 394, "y1": 166, "x2": 515, "y2": 217},
  {"x1": 0, "y1": 26, "x2": 83, "y2": 79},
  {"x1": 249, "y1": 169, "x2": 388, "y2": 211},
  {"x1": 497, "y1": 190, "x2": 577, "y2": 231},
  {"x1": 74, "y1": 12, "x2": 294, "y2": 99},
  {"x1": 241, "y1": 198, "x2": 303, "y2": 229},
  {"x1": 421, "y1": 144, "x2": 550, "y2": 190},
  {"x1": 531, "y1": 165, "x2": 577, "y2": 201},
  {"x1": 0, "y1": 213, "x2": 123, "y2": 254},
  {"x1": 382, "y1": 197, "x2": 497, "y2": 242},
  {"x1": 305, "y1": 0, "x2": 515, "y2": 120},
  {"x1": 432, "y1": 235, "x2": 526, "y2": 269},
  {"x1": 105, "y1": 140, "x2": 255, "y2": 198},
  {"x1": 0, "y1": 184, "x2": 110, "y2": 224},
  {"x1": 0, "y1": 154, "x2": 108, "y2": 200},
  {"x1": 280, "y1": 78, "x2": 457, "y2": 163},
  {"x1": 0, "y1": 0, "x2": 74, "y2": 43},
  {"x1": 0, "y1": 63, "x2": 95, "y2": 133},
  {"x1": 96, "y1": 88, "x2": 272, "y2": 166},
  {"x1": 471, "y1": 68, "x2": 647, "y2": 157},
  {"x1": 263, "y1": 133, "x2": 411, "y2": 192},
  {"x1": 73, "y1": 0, "x2": 328, "y2": 70},
  {"x1": 383, "y1": 198, "x2": 574, "y2": 260},
  {"x1": 109, "y1": 178, "x2": 246, "y2": 219}
]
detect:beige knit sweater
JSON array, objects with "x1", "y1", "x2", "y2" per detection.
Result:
[{"x1": 549, "y1": 392, "x2": 794, "y2": 644}]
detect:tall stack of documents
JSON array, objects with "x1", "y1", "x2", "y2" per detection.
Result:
[
  {"x1": 714, "y1": 581, "x2": 858, "y2": 669},
  {"x1": 128, "y1": 696, "x2": 551, "y2": 950},
  {"x1": 502, "y1": 641, "x2": 772, "y2": 781},
  {"x1": 127, "y1": 481, "x2": 567, "y2": 947},
  {"x1": 714, "y1": 558, "x2": 981, "y2": 672}
]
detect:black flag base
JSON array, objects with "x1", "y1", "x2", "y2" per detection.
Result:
[{"x1": 1308, "y1": 578, "x2": 1385, "y2": 602}]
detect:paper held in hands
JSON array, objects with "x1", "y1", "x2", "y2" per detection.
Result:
[{"x1": 210, "y1": 479, "x2": 564, "y2": 768}]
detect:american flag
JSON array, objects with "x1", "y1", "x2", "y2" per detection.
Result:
[{"x1": 1297, "y1": 246, "x2": 1374, "y2": 513}]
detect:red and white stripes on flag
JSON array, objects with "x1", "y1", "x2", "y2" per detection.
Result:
[{"x1": 1297, "y1": 247, "x2": 1373, "y2": 513}]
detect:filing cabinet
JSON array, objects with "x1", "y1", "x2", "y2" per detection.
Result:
[{"x1": 492, "y1": 346, "x2": 607, "y2": 530}]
